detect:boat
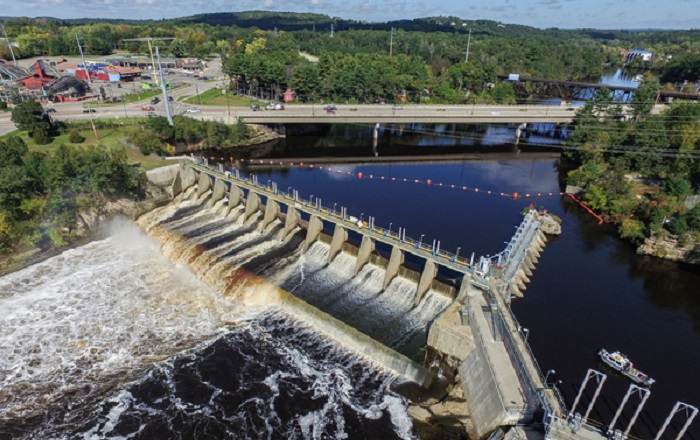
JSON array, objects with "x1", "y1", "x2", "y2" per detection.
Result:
[{"x1": 597, "y1": 349, "x2": 655, "y2": 387}]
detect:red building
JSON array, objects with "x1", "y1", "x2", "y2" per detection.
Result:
[{"x1": 15, "y1": 60, "x2": 56, "y2": 90}]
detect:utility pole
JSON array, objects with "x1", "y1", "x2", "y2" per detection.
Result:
[
  {"x1": 389, "y1": 27, "x2": 395, "y2": 56},
  {"x1": 1, "y1": 24, "x2": 17, "y2": 66},
  {"x1": 465, "y1": 28, "x2": 472, "y2": 63},
  {"x1": 75, "y1": 33, "x2": 91, "y2": 84},
  {"x1": 330, "y1": 23, "x2": 334, "y2": 38},
  {"x1": 156, "y1": 46, "x2": 173, "y2": 126}
]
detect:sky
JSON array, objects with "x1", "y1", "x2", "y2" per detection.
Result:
[{"x1": 0, "y1": 0, "x2": 698, "y2": 30}]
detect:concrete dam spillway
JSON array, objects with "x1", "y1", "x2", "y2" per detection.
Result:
[
  {"x1": 136, "y1": 161, "x2": 563, "y2": 439},
  {"x1": 136, "y1": 182, "x2": 450, "y2": 387}
]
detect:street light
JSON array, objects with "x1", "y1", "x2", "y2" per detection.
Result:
[
  {"x1": 456, "y1": 246, "x2": 461, "y2": 259},
  {"x1": 545, "y1": 369, "x2": 556, "y2": 385},
  {"x1": 333, "y1": 202, "x2": 337, "y2": 214},
  {"x1": 360, "y1": 213, "x2": 364, "y2": 223},
  {"x1": 419, "y1": 234, "x2": 425, "y2": 247},
  {"x1": 388, "y1": 222, "x2": 392, "y2": 233}
]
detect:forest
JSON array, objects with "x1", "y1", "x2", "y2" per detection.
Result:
[{"x1": 2, "y1": 12, "x2": 700, "y2": 105}]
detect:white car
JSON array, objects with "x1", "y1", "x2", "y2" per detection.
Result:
[
  {"x1": 185, "y1": 108, "x2": 201, "y2": 114},
  {"x1": 491, "y1": 111, "x2": 500, "y2": 116}
]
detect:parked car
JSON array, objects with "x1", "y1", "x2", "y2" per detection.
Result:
[
  {"x1": 141, "y1": 75, "x2": 151, "y2": 80},
  {"x1": 323, "y1": 104, "x2": 337, "y2": 111},
  {"x1": 275, "y1": 103, "x2": 285, "y2": 110},
  {"x1": 168, "y1": 96, "x2": 174, "y2": 102},
  {"x1": 142, "y1": 105, "x2": 155, "y2": 111},
  {"x1": 391, "y1": 105, "x2": 403, "y2": 110},
  {"x1": 146, "y1": 111, "x2": 157, "y2": 117},
  {"x1": 250, "y1": 104, "x2": 261, "y2": 111},
  {"x1": 265, "y1": 104, "x2": 276, "y2": 110},
  {"x1": 151, "y1": 97, "x2": 160, "y2": 104},
  {"x1": 45, "y1": 108, "x2": 56, "y2": 113},
  {"x1": 185, "y1": 108, "x2": 201, "y2": 114},
  {"x1": 82, "y1": 108, "x2": 96, "y2": 113}
]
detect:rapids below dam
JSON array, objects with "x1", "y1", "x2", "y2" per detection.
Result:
[{"x1": 0, "y1": 189, "x2": 446, "y2": 439}]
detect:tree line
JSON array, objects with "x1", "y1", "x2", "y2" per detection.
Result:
[
  {"x1": 0, "y1": 136, "x2": 145, "y2": 253},
  {"x1": 564, "y1": 84, "x2": 700, "y2": 248}
]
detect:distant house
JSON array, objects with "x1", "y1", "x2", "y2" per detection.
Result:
[{"x1": 283, "y1": 88, "x2": 295, "y2": 102}]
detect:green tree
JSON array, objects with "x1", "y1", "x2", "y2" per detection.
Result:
[{"x1": 11, "y1": 100, "x2": 48, "y2": 135}]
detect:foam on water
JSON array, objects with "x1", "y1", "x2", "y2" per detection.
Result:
[{"x1": 0, "y1": 220, "x2": 239, "y2": 432}]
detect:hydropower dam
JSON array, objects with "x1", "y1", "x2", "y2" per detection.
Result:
[{"x1": 136, "y1": 161, "x2": 698, "y2": 440}]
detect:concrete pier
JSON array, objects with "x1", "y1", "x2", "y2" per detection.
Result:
[
  {"x1": 244, "y1": 192, "x2": 260, "y2": 221},
  {"x1": 328, "y1": 224, "x2": 348, "y2": 264},
  {"x1": 383, "y1": 246, "x2": 405, "y2": 290},
  {"x1": 354, "y1": 235, "x2": 375, "y2": 275}
]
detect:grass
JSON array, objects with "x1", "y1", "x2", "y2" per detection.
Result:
[
  {"x1": 20, "y1": 121, "x2": 180, "y2": 171},
  {"x1": 183, "y1": 89, "x2": 265, "y2": 107}
]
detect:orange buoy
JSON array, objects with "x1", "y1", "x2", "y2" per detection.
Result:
[
  {"x1": 487, "y1": 190, "x2": 491, "y2": 194},
  {"x1": 463, "y1": 186, "x2": 467, "y2": 190},
  {"x1": 513, "y1": 192, "x2": 519, "y2": 200},
  {"x1": 427, "y1": 179, "x2": 432, "y2": 186},
  {"x1": 300, "y1": 162, "x2": 304, "y2": 167},
  {"x1": 475, "y1": 188, "x2": 479, "y2": 192},
  {"x1": 358, "y1": 172, "x2": 363, "y2": 179}
]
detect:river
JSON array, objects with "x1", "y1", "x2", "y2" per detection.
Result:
[
  {"x1": 239, "y1": 123, "x2": 699, "y2": 440},
  {"x1": 1, "y1": 122, "x2": 698, "y2": 439}
]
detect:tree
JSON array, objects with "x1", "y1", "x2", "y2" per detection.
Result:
[
  {"x1": 32, "y1": 125, "x2": 50, "y2": 145},
  {"x1": 629, "y1": 80, "x2": 658, "y2": 121},
  {"x1": 0, "y1": 136, "x2": 28, "y2": 167},
  {"x1": 11, "y1": 100, "x2": 48, "y2": 135}
]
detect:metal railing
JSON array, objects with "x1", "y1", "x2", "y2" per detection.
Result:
[{"x1": 192, "y1": 161, "x2": 483, "y2": 277}]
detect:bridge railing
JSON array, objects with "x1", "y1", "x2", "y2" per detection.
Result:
[{"x1": 193, "y1": 161, "x2": 482, "y2": 276}]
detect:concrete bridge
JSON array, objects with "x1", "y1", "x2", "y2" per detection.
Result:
[{"x1": 165, "y1": 161, "x2": 561, "y2": 438}]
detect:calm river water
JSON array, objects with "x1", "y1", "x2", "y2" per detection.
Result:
[{"x1": 238, "y1": 122, "x2": 700, "y2": 440}]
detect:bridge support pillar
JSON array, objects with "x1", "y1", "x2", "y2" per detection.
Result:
[
  {"x1": 259, "y1": 199, "x2": 280, "y2": 231},
  {"x1": 170, "y1": 169, "x2": 183, "y2": 198},
  {"x1": 180, "y1": 164, "x2": 196, "y2": 192},
  {"x1": 304, "y1": 215, "x2": 323, "y2": 251},
  {"x1": 244, "y1": 192, "x2": 261, "y2": 221},
  {"x1": 282, "y1": 206, "x2": 301, "y2": 239},
  {"x1": 196, "y1": 172, "x2": 212, "y2": 198},
  {"x1": 415, "y1": 260, "x2": 438, "y2": 306},
  {"x1": 210, "y1": 178, "x2": 227, "y2": 206},
  {"x1": 456, "y1": 275, "x2": 474, "y2": 302},
  {"x1": 354, "y1": 235, "x2": 375, "y2": 275},
  {"x1": 328, "y1": 224, "x2": 348, "y2": 265},
  {"x1": 383, "y1": 246, "x2": 404, "y2": 290},
  {"x1": 228, "y1": 186, "x2": 244, "y2": 212}
]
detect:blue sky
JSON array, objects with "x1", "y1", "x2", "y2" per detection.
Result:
[{"x1": 0, "y1": 0, "x2": 698, "y2": 29}]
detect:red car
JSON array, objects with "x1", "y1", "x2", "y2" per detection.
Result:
[{"x1": 142, "y1": 105, "x2": 155, "y2": 111}]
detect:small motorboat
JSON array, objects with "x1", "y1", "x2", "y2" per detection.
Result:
[{"x1": 597, "y1": 349, "x2": 655, "y2": 387}]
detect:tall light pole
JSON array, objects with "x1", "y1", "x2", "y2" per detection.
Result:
[
  {"x1": 75, "y1": 33, "x2": 91, "y2": 85},
  {"x1": 1, "y1": 24, "x2": 17, "y2": 66},
  {"x1": 389, "y1": 27, "x2": 395, "y2": 56},
  {"x1": 465, "y1": 28, "x2": 472, "y2": 63},
  {"x1": 156, "y1": 46, "x2": 173, "y2": 126}
]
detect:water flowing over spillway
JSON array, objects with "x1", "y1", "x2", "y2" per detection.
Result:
[{"x1": 0, "y1": 186, "x2": 452, "y2": 439}]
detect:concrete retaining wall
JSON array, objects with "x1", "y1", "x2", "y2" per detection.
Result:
[{"x1": 459, "y1": 339, "x2": 508, "y2": 439}]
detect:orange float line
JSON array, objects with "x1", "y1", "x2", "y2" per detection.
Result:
[{"x1": 567, "y1": 193, "x2": 604, "y2": 224}]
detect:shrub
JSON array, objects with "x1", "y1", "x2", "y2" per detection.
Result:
[
  {"x1": 68, "y1": 129, "x2": 85, "y2": 144},
  {"x1": 0, "y1": 101, "x2": 8, "y2": 111},
  {"x1": 32, "y1": 125, "x2": 50, "y2": 145},
  {"x1": 669, "y1": 216, "x2": 689, "y2": 236}
]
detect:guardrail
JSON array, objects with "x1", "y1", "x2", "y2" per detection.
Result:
[{"x1": 192, "y1": 161, "x2": 484, "y2": 277}]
